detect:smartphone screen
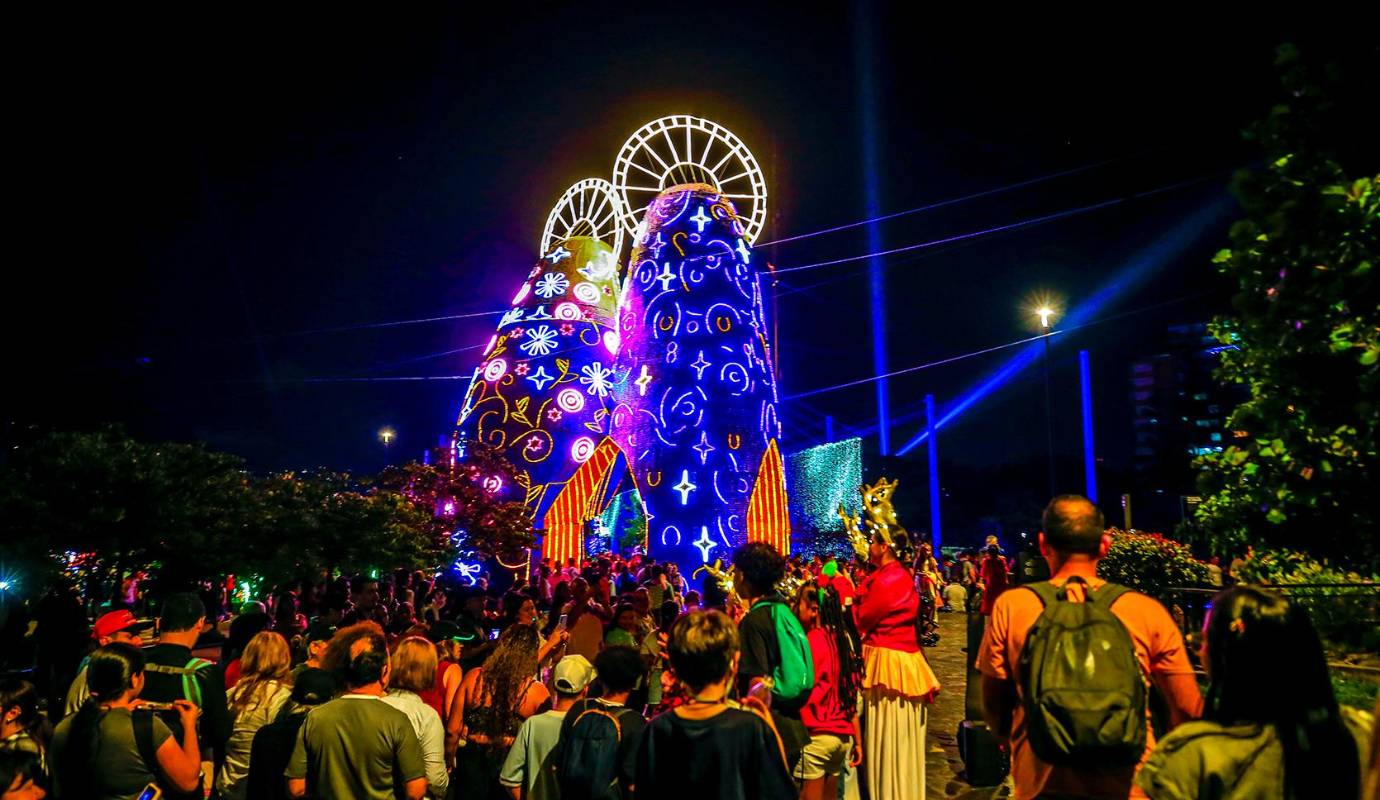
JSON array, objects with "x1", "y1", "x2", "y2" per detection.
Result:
[
  {"x1": 557, "y1": 614, "x2": 568, "y2": 631},
  {"x1": 488, "y1": 628, "x2": 500, "y2": 640},
  {"x1": 137, "y1": 784, "x2": 162, "y2": 800}
]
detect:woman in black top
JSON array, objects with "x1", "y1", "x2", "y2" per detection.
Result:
[{"x1": 636, "y1": 610, "x2": 794, "y2": 800}]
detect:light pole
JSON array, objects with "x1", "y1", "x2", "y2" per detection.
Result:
[
  {"x1": 378, "y1": 427, "x2": 396, "y2": 464},
  {"x1": 1037, "y1": 307, "x2": 1057, "y2": 498}
]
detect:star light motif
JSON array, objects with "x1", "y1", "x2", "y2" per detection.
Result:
[
  {"x1": 525, "y1": 366, "x2": 555, "y2": 390},
  {"x1": 525, "y1": 435, "x2": 544, "y2": 452},
  {"x1": 654, "y1": 263, "x2": 677, "y2": 292},
  {"x1": 578, "y1": 251, "x2": 615, "y2": 281},
  {"x1": 689, "y1": 350, "x2": 712, "y2": 380},
  {"x1": 692, "y1": 431, "x2": 716, "y2": 465},
  {"x1": 647, "y1": 231, "x2": 667, "y2": 259},
  {"x1": 689, "y1": 206, "x2": 711, "y2": 233},
  {"x1": 736, "y1": 239, "x2": 751, "y2": 263},
  {"x1": 693, "y1": 526, "x2": 716, "y2": 561},
  {"x1": 634, "y1": 365, "x2": 653, "y2": 396},
  {"x1": 674, "y1": 469, "x2": 697, "y2": 505},
  {"x1": 545, "y1": 246, "x2": 571, "y2": 263}
]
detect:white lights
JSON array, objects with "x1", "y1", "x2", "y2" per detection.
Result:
[
  {"x1": 540, "y1": 179, "x2": 625, "y2": 261},
  {"x1": 613, "y1": 115, "x2": 768, "y2": 244}
]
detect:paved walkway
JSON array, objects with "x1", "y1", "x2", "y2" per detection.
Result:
[{"x1": 923, "y1": 610, "x2": 1010, "y2": 799}]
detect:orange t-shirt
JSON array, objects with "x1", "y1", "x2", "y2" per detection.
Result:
[{"x1": 977, "y1": 577, "x2": 1201, "y2": 800}]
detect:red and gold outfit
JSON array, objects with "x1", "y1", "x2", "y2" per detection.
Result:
[{"x1": 854, "y1": 559, "x2": 940, "y2": 800}]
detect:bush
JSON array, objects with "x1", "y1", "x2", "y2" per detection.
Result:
[
  {"x1": 1231, "y1": 548, "x2": 1379, "y2": 648},
  {"x1": 1097, "y1": 528, "x2": 1210, "y2": 598}
]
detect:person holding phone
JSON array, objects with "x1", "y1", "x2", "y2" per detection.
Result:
[{"x1": 49, "y1": 643, "x2": 203, "y2": 799}]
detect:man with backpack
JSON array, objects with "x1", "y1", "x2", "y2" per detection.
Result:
[
  {"x1": 731, "y1": 542, "x2": 814, "y2": 771},
  {"x1": 978, "y1": 495, "x2": 1203, "y2": 800},
  {"x1": 140, "y1": 592, "x2": 231, "y2": 799},
  {"x1": 555, "y1": 646, "x2": 647, "y2": 800}
]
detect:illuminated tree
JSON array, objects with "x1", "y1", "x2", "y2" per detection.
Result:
[{"x1": 1192, "y1": 45, "x2": 1378, "y2": 567}]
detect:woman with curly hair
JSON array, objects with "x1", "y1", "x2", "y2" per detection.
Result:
[
  {"x1": 445, "y1": 624, "x2": 549, "y2": 799},
  {"x1": 216, "y1": 630, "x2": 293, "y2": 800},
  {"x1": 854, "y1": 529, "x2": 940, "y2": 800}
]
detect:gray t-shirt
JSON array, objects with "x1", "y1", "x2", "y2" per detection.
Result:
[
  {"x1": 51, "y1": 707, "x2": 174, "y2": 800},
  {"x1": 287, "y1": 694, "x2": 426, "y2": 800}
]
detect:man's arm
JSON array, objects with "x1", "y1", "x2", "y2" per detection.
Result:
[
  {"x1": 981, "y1": 675, "x2": 1017, "y2": 739},
  {"x1": 287, "y1": 778, "x2": 307, "y2": 799},
  {"x1": 404, "y1": 776, "x2": 428, "y2": 800},
  {"x1": 1154, "y1": 672, "x2": 1204, "y2": 728}
]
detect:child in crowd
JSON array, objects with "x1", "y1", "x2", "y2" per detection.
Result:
[
  {"x1": 500, "y1": 655, "x2": 594, "y2": 800},
  {"x1": 793, "y1": 585, "x2": 863, "y2": 800},
  {"x1": 635, "y1": 610, "x2": 795, "y2": 800}
]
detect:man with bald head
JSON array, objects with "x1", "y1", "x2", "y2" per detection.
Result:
[{"x1": 977, "y1": 495, "x2": 1202, "y2": 800}]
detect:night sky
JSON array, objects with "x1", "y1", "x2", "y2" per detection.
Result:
[{"x1": 12, "y1": 9, "x2": 1348, "y2": 491}]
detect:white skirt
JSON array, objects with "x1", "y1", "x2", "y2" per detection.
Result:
[{"x1": 862, "y1": 686, "x2": 928, "y2": 800}]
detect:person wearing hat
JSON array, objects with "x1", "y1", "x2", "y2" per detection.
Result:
[
  {"x1": 62, "y1": 609, "x2": 153, "y2": 717},
  {"x1": 291, "y1": 622, "x2": 336, "y2": 681},
  {"x1": 245, "y1": 668, "x2": 337, "y2": 800},
  {"x1": 499, "y1": 655, "x2": 595, "y2": 800}
]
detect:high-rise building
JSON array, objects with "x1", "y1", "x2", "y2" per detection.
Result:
[{"x1": 1130, "y1": 323, "x2": 1241, "y2": 496}]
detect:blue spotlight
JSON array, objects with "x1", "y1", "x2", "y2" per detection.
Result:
[
  {"x1": 1080, "y1": 349, "x2": 1098, "y2": 503},
  {"x1": 896, "y1": 196, "x2": 1232, "y2": 456},
  {"x1": 853, "y1": 1, "x2": 889, "y2": 454}
]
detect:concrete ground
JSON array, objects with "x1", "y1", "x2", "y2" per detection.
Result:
[{"x1": 923, "y1": 609, "x2": 1011, "y2": 799}]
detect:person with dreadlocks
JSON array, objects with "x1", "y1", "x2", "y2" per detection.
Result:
[
  {"x1": 854, "y1": 524, "x2": 940, "y2": 800},
  {"x1": 792, "y1": 582, "x2": 864, "y2": 800},
  {"x1": 447, "y1": 624, "x2": 549, "y2": 798}
]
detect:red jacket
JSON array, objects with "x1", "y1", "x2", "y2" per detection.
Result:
[{"x1": 854, "y1": 560, "x2": 920, "y2": 652}]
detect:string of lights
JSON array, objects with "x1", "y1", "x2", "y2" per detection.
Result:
[
  {"x1": 756, "y1": 157, "x2": 1121, "y2": 247},
  {"x1": 783, "y1": 291, "x2": 1214, "y2": 401},
  {"x1": 773, "y1": 170, "x2": 1227, "y2": 276}
]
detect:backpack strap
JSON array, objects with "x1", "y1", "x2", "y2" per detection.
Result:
[
  {"x1": 132, "y1": 711, "x2": 162, "y2": 781},
  {"x1": 1091, "y1": 582, "x2": 1132, "y2": 609},
  {"x1": 572, "y1": 707, "x2": 624, "y2": 742},
  {"x1": 1022, "y1": 581, "x2": 1060, "y2": 608}
]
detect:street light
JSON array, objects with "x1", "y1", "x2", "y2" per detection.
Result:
[{"x1": 378, "y1": 427, "x2": 396, "y2": 464}]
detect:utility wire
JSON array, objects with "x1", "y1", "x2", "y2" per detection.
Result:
[{"x1": 756, "y1": 157, "x2": 1121, "y2": 247}]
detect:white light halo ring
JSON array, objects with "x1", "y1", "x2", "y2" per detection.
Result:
[
  {"x1": 612, "y1": 115, "x2": 767, "y2": 244},
  {"x1": 540, "y1": 178, "x2": 626, "y2": 260}
]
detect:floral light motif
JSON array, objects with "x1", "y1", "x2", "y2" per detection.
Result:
[
  {"x1": 535, "y1": 272, "x2": 570, "y2": 299},
  {"x1": 521, "y1": 325, "x2": 559, "y2": 356},
  {"x1": 580, "y1": 362, "x2": 615, "y2": 397}
]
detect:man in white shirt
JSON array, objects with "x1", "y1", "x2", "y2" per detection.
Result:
[{"x1": 500, "y1": 655, "x2": 594, "y2": 800}]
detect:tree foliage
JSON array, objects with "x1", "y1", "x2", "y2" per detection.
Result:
[
  {"x1": 1097, "y1": 528, "x2": 1208, "y2": 598},
  {"x1": 0, "y1": 427, "x2": 454, "y2": 594},
  {"x1": 1192, "y1": 45, "x2": 1379, "y2": 568},
  {"x1": 378, "y1": 443, "x2": 536, "y2": 565}
]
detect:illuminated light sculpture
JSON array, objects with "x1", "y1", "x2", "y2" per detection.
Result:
[
  {"x1": 454, "y1": 180, "x2": 626, "y2": 562},
  {"x1": 610, "y1": 115, "x2": 789, "y2": 572}
]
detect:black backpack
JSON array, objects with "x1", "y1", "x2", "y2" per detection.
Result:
[
  {"x1": 1017, "y1": 577, "x2": 1147, "y2": 766},
  {"x1": 557, "y1": 704, "x2": 633, "y2": 800}
]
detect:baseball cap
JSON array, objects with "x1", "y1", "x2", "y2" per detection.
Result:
[
  {"x1": 92, "y1": 609, "x2": 153, "y2": 641},
  {"x1": 305, "y1": 621, "x2": 336, "y2": 644},
  {"x1": 553, "y1": 655, "x2": 596, "y2": 694},
  {"x1": 291, "y1": 668, "x2": 338, "y2": 705}
]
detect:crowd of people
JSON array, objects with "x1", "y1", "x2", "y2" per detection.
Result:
[{"x1": 0, "y1": 494, "x2": 1377, "y2": 799}]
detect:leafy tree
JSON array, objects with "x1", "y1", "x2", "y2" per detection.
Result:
[
  {"x1": 1192, "y1": 45, "x2": 1378, "y2": 568},
  {"x1": 379, "y1": 443, "x2": 536, "y2": 565},
  {"x1": 0, "y1": 427, "x2": 254, "y2": 588}
]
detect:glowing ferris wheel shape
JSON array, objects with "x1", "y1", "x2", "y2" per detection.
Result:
[
  {"x1": 613, "y1": 115, "x2": 768, "y2": 244},
  {"x1": 540, "y1": 178, "x2": 626, "y2": 259}
]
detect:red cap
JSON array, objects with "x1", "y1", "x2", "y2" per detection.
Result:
[{"x1": 92, "y1": 609, "x2": 152, "y2": 641}]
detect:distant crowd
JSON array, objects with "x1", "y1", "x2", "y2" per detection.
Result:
[{"x1": 0, "y1": 495, "x2": 1376, "y2": 800}]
